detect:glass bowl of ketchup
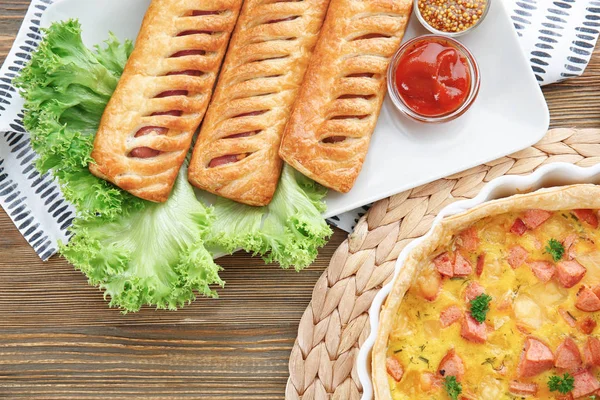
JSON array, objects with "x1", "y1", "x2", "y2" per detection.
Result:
[{"x1": 388, "y1": 35, "x2": 480, "y2": 123}]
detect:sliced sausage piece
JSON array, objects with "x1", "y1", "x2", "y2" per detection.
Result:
[
  {"x1": 476, "y1": 253, "x2": 485, "y2": 276},
  {"x1": 510, "y1": 218, "x2": 528, "y2": 236},
  {"x1": 464, "y1": 281, "x2": 485, "y2": 302},
  {"x1": 572, "y1": 369, "x2": 600, "y2": 398},
  {"x1": 563, "y1": 234, "x2": 578, "y2": 260},
  {"x1": 508, "y1": 245, "x2": 528, "y2": 269},
  {"x1": 559, "y1": 307, "x2": 577, "y2": 327},
  {"x1": 509, "y1": 381, "x2": 538, "y2": 396},
  {"x1": 438, "y1": 349, "x2": 465, "y2": 381},
  {"x1": 386, "y1": 356, "x2": 404, "y2": 382},
  {"x1": 460, "y1": 314, "x2": 487, "y2": 343},
  {"x1": 130, "y1": 147, "x2": 160, "y2": 158},
  {"x1": 434, "y1": 252, "x2": 454, "y2": 278},
  {"x1": 555, "y1": 337, "x2": 582, "y2": 372},
  {"x1": 518, "y1": 337, "x2": 554, "y2": 378},
  {"x1": 578, "y1": 317, "x2": 597, "y2": 334},
  {"x1": 457, "y1": 227, "x2": 479, "y2": 252},
  {"x1": 576, "y1": 287, "x2": 600, "y2": 312},
  {"x1": 209, "y1": 154, "x2": 247, "y2": 168},
  {"x1": 528, "y1": 261, "x2": 555, "y2": 283},
  {"x1": 573, "y1": 209, "x2": 599, "y2": 228},
  {"x1": 454, "y1": 253, "x2": 473, "y2": 277},
  {"x1": 557, "y1": 260, "x2": 586, "y2": 288},
  {"x1": 440, "y1": 305, "x2": 463, "y2": 328},
  {"x1": 522, "y1": 209, "x2": 553, "y2": 229},
  {"x1": 583, "y1": 337, "x2": 600, "y2": 367}
]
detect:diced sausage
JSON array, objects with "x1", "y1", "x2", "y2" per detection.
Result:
[
  {"x1": 559, "y1": 307, "x2": 577, "y2": 327},
  {"x1": 563, "y1": 234, "x2": 578, "y2": 260},
  {"x1": 434, "y1": 252, "x2": 454, "y2": 277},
  {"x1": 583, "y1": 337, "x2": 600, "y2": 367},
  {"x1": 557, "y1": 260, "x2": 586, "y2": 288},
  {"x1": 592, "y1": 285, "x2": 600, "y2": 299},
  {"x1": 576, "y1": 287, "x2": 600, "y2": 312},
  {"x1": 509, "y1": 381, "x2": 538, "y2": 396},
  {"x1": 528, "y1": 261, "x2": 555, "y2": 283},
  {"x1": 572, "y1": 369, "x2": 600, "y2": 398},
  {"x1": 438, "y1": 349, "x2": 465, "y2": 381},
  {"x1": 386, "y1": 356, "x2": 404, "y2": 382},
  {"x1": 464, "y1": 281, "x2": 485, "y2": 302},
  {"x1": 522, "y1": 209, "x2": 553, "y2": 229},
  {"x1": 508, "y1": 245, "x2": 528, "y2": 269},
  {"x1": 510, "y1": 218, "x2": 528, "y2": 236},
  {"x1": 457, "y1": 227, "x2": 479, "y2": 252},
  {"x1": 416, "y1": 268, "x2": 442, "y2": 301},
  {"x1": 460, "y1": 314, "x2": 487, "y2": 343},
  {"x1": 476, "y1": 253, "x2": 485, "y2": 276},
  {"x1": 440, "y1": 305, "x2": 463, "y2": 328},
  {"x1": 578, "y1": 317, "x2": 597, "y2": 335},
  {"x1": 573, "y1": 209, "x2": 599, "y2": 229},
  {"x1": 518, "y1": 337, "x2": 554, "y2": 378},
  {"x1": 454, "y1": 253, "x2": 473, "y2": 277},
  {"x1": 555, "y1": 337, "x2": 582, "y2": 372}
]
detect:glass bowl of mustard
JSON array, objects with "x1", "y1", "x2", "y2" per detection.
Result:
[{"x1": 413, "y1": 0, "x2": 491, "y2": 37}]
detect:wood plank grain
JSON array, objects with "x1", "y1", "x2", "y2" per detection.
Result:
[{"x1": 0, "y1": 0, "x2": 599, "y2": 398}]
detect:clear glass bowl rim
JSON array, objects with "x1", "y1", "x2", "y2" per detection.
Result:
[
  {"x1": 387, "y1": 34, "x2": 481, "y2": 124},
  {"x1": 413, "y1": 0, "x2": 492, "y2": 38}
]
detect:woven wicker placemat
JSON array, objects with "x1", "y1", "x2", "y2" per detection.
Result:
[{"x1": 285, "y1": 128, "x2": 600, "y2": 400}]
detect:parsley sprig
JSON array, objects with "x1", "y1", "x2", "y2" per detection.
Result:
[
  {"x1": 546, "y1": 238, "x2": 565, "y2": 262},
  {"x1": 548, "y1": 373, "x2": 574, "y2": 394},
  {"x1": 469, "y1": 293, "x2": 492, "y2": 323},
  {"x1": 443, "y1": 376, "x2": 462, "y2": 400}
]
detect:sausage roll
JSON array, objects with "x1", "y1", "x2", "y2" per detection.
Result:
[
  {"x1": 187, "y1": 0, "x2": 331, "y2": 206},
  {"x1": 279, "y1": 0, "x2": 412, "y2": 193},
  {"x1": 90, "y1": 0, "x2": 243, "y2": 203}
]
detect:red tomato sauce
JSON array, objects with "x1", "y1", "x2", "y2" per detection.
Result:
[{"x1": 394, "y1": 38, "x2": 471, "y2": 117}]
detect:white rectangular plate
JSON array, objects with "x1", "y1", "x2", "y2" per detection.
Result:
[{"x1": 42, "y1": 0, "x2": 549, "y2": 218}]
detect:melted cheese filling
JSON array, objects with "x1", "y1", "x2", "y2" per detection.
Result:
[{"x1": 386, "y1": 210, "x2": 600, "y2": 399}]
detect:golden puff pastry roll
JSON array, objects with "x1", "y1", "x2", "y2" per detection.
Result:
[
  {"x1": 90, "y1": 0, "x2": 243, "y2": 203},
  {"x1": 279, "y1": 0, "x2": 412, "y2": 193},
  {"x1": 187, "y1": 0, "x2": 331, "y2": 206}
]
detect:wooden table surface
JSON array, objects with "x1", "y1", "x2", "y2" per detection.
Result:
[{"x1": 1, "y1": 1, "x2": 600, "y2": 399}]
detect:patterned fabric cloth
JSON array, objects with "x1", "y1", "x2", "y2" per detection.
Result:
[{"x1": 0, "y1": 0, "x2": 598, "y2": 259}]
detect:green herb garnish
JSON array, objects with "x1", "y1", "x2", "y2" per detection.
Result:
[
  {"x1": 548, "y1": 373, "x2": 574, "y2": 394},
  {"x1": 470, "y1": 293, "x2": 492, "y2": 323},
  {"x1": 444, "y1": 376, "x2": 462, "y2": 400},
  {"x1": 546, "y1": 238, "x2": 565, "y2": 261},
  {"x1": 481, "y1": 357, "x2": 497, "y2": 367}
]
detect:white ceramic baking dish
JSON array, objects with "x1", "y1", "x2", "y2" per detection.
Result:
[{"x1": 357, "y1": 162, "x2": 600, "y2": 399}]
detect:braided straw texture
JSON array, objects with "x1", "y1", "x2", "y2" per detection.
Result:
[{"x1": 285, "y1": 128, "x2": 600, "y2": 399}]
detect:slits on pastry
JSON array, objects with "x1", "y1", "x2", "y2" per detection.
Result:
[
  {"x1": 279, "y1": 0, "x2": 412, "y2": 193},
  {"x1": 90, "y1": 0, "x2": 243, "y2": 203},
  {"x1": 187, "y1": 0, "x2": 331, "y2": 206}
]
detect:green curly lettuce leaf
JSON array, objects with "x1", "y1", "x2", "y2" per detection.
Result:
[
  {"x1": 15, "y1": 19, "x2": 332, "y2": 311},
  {"x1": 13, "y1": 19, "x2": 143, "y2": 220},
  {"x1": 15, "y1": 20, "x2": 222, "y2": 312},
  {"x1": 208, "y1": 164, "x2": 332, "y2": 270},
  {"x1": 61, "y1": 169, "x2": 223, "y2": 312}
]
